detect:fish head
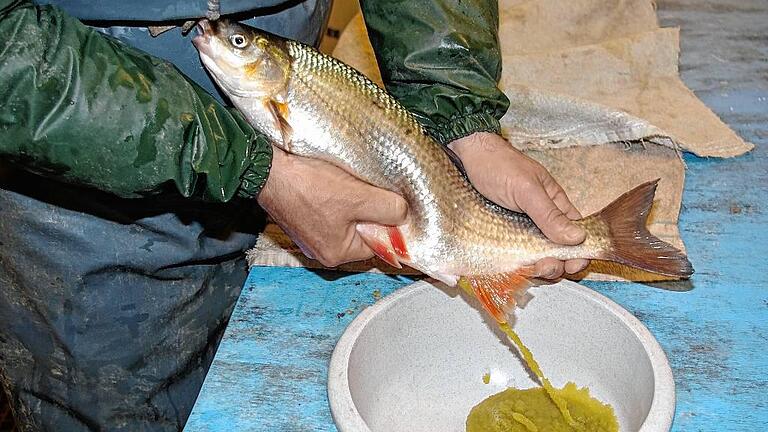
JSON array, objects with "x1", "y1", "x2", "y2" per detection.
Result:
[{"x1": 192, "y1": 19, "x2": 290, "y2": 99}]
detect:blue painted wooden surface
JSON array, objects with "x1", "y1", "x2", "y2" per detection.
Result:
[{"x1": 186, "y1": 1, "x2": 768, "y2": 430}]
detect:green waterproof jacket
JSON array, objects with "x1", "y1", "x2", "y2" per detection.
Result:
[{"x1": 0, "y1": 0, "x2": 509, "y2": 202}]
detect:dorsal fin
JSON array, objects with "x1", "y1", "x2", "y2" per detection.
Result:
[{"x1": 442, "y1": 144, "x2": 467, "y2": 177}]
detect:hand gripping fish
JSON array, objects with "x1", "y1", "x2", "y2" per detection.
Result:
[{"x1": 193, "y1": 20, "x2": 693, "y2": 323}]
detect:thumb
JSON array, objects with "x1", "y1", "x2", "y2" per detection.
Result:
[
  {"x1": 352, "y1": 184, "x2": 409, "y2": 226},
  {"x1": 517, "y1": 182, "x2": 586, "y2": 245}
]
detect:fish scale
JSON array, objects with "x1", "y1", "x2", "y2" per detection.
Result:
[
  {"x1": 287, "y1": 43, "x2": 498, "y2": 224},
  {"x1": 287, "y1": 42, "x2": 480, "y2": 246}
]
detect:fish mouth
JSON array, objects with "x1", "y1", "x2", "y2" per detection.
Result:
[
  {"x1": 196, "y1": 18, "x2": 213, "y2": 36},
  {"x1": 191, "y1": 19, "x2": 213, "y2": 55}
]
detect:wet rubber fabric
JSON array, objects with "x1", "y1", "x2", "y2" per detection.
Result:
[{"x1": 0, "y1": 0, "x2": 327, "y2": 430}]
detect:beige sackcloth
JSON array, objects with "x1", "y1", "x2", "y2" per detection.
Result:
[{"x1": 247, "y1": 0, "x2": 752, "y2": 281}]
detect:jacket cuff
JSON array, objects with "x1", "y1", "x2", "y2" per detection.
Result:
[
  {"x1": 237, "y1": 137, "x2": 273, "y2": 199},
  {"x1": 427, "y1": 112, "x2": 502, "y2": 145}
]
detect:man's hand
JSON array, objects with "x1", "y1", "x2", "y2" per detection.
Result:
[
  {"x1": 449, "y1": 132, "x2": 589, "y2": 279},
  {"x1": 257, "y1": 146, "x2": 409, "y2": 267}
]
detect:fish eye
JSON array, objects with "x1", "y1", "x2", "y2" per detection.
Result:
[{"x1": 229, "y1": 34, "x2": 248, "y2": 48}]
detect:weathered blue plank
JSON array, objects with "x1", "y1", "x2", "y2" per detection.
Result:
[
  {"x1": 184, "y1": 270, "x2": 413, "y2": 431},
  {"x1": 588, "y1": 105, "x2": 768, "y2": 430},
  {"x1": 648, "y1": 3, "x2": 768, "y2": 427},
  {"x1": 186, "y1": 1, "x2": 768, "y2": 430}
]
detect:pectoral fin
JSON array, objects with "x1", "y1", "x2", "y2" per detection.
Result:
[
  {"x1": 266, "y1": 100, "x2": 293, "y2": 150},
  {"x1": 459, "y1": 270, "x2": 534, "y2": 323},
  {"x1": 356, "y1": 224, "x2": 410, "y2": 269}
]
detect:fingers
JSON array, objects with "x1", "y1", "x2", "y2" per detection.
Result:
[
  {"x1": 534, "y1": 258, "x2": 565, "y2": 280},
  {"x1": 351, "y1": 184, "x2": 409, "y2": 226},
  {"x1": 517, "y1": 177, "x2": 586, "y2": 246},
  {"x1": 313, "y1": 227, "x2": 375, "y2": 267},
  {"x1": 338, "y1": 231, "x2": 377, "y2": 264},
  {"x1": 533, "y1": 258, "x2": 590, "y2": 280},
  {"x1": 546, "y1": 178, "x2": 583, "y2": 221},
  {"x1": 565, "y1": 259, "x2": 589, "y2": 274}
]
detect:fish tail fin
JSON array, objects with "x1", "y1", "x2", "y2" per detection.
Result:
[
  {"x1": 591, "y1": 179, "x2": 693, "y2": 278},
  {"x1": 458, "y1": 268, "x2": 535, "y2": 323}
]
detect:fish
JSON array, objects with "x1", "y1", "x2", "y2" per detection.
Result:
[{"x1": 192, "y1": 19, "x2": 693, "y2": 323}]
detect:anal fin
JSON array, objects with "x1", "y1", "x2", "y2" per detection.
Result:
[{"x1": 458, "y1": 271, "x2": 533, "y2": 323}]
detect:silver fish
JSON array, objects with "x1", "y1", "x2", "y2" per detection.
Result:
[{"x1": 193, "y1": 20, "x2": 692, "y2": 322}]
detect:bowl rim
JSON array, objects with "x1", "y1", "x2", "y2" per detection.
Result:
[{"x1": 328, "y1": 279, "x2": 675, "y2": 432}]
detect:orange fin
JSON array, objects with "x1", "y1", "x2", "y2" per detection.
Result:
[
  {"x1": 356, "y1": 223, "x2": 402, "y2": 268},
  {"x1": 387, "y1": 226, "x2": 410, "y2": 260},
  {"x1": 459, "y1": 272, "x2": 533, "y2": 323},
  {"x1": 266, "y1": 100, "x2": 293, "y2": 150},
  {"x1": 591, "y1": 179, "x2": 693, "y2": 278}
]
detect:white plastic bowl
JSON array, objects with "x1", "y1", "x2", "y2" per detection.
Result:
[{"x1": 328, "y1": 280, "x2": 674, "y2": 432}]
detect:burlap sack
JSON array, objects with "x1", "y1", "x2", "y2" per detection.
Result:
[{"x1": 247, "y1": 0, "x2": 752, "y2": 281}]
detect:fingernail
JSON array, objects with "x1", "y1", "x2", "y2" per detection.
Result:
[
  {"x1": 543, "y1": 266, "x2": 558, "y2": 279},
  {"x1": 565, "y1": 260, "x2": 586, "y2": 274},
  {"x1": 565, "y1": 224, "x2": 583, "y2": 242}
]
